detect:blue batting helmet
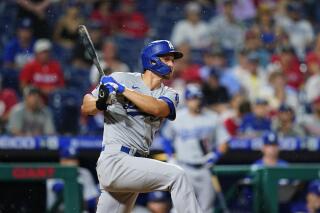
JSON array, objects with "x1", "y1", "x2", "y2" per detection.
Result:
[
  {"x1": 185, "y1": 84, "x2": 203, "y2": 100},
  {"x1": 141, "y1": 40, "x2": 183, "y2": 76}
]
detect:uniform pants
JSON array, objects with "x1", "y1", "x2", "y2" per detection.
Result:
[
  {"x1": 180, "y1": 164, "x2": 215, "y2": 213},
  {"x1": 96, "y1": 145, "x2": 203, "y2": 213}
]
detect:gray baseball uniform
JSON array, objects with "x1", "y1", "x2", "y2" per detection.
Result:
[
  {"x1": 161, "y1": 108, "x2": 230, "y2": 213},
  {"x1": 92, "y1": 72, "x2": 202, "y2": 213}
]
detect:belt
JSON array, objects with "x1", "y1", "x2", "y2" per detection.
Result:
[
  {"x1": 179, "y1": 161, "x2": 204, "y2": 169},
  {"x1": 101, "y1": 145, "x2": 148, "y2": 158}
]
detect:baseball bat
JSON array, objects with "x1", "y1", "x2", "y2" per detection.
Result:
[
  {"x1": 78, "y1": 25, "x2": 105, "y2": 76},
  {"x1": 78, "y1": 25, "x2": 116, "y2": 104},
  {"x1": 211, "y1": 173, "x2": 230, "y2": 213},
  {"x1": 200, "y1": 139, "x2": 229, "y2": 213}
]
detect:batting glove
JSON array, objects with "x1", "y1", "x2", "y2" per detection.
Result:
[
  {"x1": 205, "y1": 150, "x2": 222, "y2": 168},
  {"x1": 96, "y1": 84, "x2": 114, "y2": 111},
  {"x1": 100, "y1": 76, "x2": 125, "y2": 94}
]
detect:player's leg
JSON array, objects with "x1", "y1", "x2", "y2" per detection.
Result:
[
  {"x1": 96, "y1": 151, "x2": 203, "y2": 213},
  {"x1": 180, "y1": 165, "x2": 215, "y2": 213},
  {"x1": 193, "y1": 169, "x2": 215, "y2": 213},
  {"x1": 96, "y1": 188, "x2": 138, "y2": 213}
]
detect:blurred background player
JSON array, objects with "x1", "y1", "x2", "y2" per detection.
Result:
[
  {"x1": 251, "y1": 131, "x2": 288, "y2": 168},
  {"x1": 46, "y1": 147, "x2": 99, "y2": 213},
  {"x1": 291, "y1": 180, "x2": 320, "y2": 213},
  {"x1": 161, "y1": 83, "x2": 230, "y2": 213}
]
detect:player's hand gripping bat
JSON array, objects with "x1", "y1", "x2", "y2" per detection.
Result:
[{"x1": 78, "y1": 25, "x2": 116, "y2": 105}]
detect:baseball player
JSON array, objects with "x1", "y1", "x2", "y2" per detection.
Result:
[
  {"x1": 81, "y1": 40, "x2": 203, "y2": 213},
  {"x1": 161, "y1": 84, "x2": 230, "y2": 213}
]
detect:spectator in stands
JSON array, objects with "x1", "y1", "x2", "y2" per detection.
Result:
[
  {"x1": 112, "y1": 0, "x2": 149, "y2": 39},
  {"x1": 209, "y1": 0, "x2": 245, "y2": 53},
  {"x1": 224, "y1": 99, "x2": 252, "y2": 136},
  {"x1": 200, "y1": 47, "x2": 241, "y2": 96},
  {"x1": 272, "y1": 104, "x2": 305, "y2": 138},
  {"x1": 232, "y1": 0, "x2": 256, "y2": 22},
  {"x1": 256, "y1": 4, "x2": 277, "y2": 55},
  {"x1": 239, "y1": 98, "x2": 271, "y2": 137},
  {"x1": 275, "y1": 1, "x2": 314, "y2": 59},
  {"x1": 7, "y1": 86, "x2": 55, "y2": 136},
  {"x1": 90, "y1": 1, "x2": 115, "y2": 36},
  {"x1": 16, "y1": 0, "x2": 52, "y2": 38},
  {"x1": 269, "y1": 45, "x2": 304, "y2": 91},
  {"x1": 251, "y1": 131, "x2": 288, "y2": 168},
  {"x1": 291, "y1": 180, "x2": 320, "y2": 213},
  {"x1": 53, "y1": 2, "x2": 84, "y2": 50},
  {"x1": 202, "y1": 67, "x2": 230, "y2": 113},
  {"x1": 89, "y1": 38, "x2": 130, "y2": 86},
  {"x1": 235, "y1": 51, "x2": 267, "y2": 101},
  {"x1": 3, "y1": 18, "x2": 35, "y2": 69},
  {"x1": 20, "y1": 39, "x2": 65, "y2": 96},
  {"x1": 300, "y1": 97, "x2": 320, "y2": 137},
  {"x1": 171, "y1": 43, "x2": 202, "y2": 84},
  {"x1": 0, "y1": 76, "x2": 18, "y2": 134},
  {"x1": 47, "y1": 147, "x2": 99, "y2": 213},
  {"x1": 171, "y1": 1, "x2": 211, "y2": 50},
  {"x1": 260, "y1": 70, "x2": 299, "y2": 113},
  {"x1": 244, "y1": 25, "x2": 271, "y2": 68},
  {"x1": 305, "y1": 34, "x2": 320, "y2": 103}
]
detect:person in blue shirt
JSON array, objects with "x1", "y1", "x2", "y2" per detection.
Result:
[
  {"x1": 239, "y1": 98, "x2": 272, "y2": 137},
  {"x1": 3, "y1": 18, "x2": 35, "y2": 69},
  {"x1": 252, "y1": 131, "x2": 288, "y2": 168},
  {"x1": 291, "y1": 180, "x2": 320, "y2": 213}
]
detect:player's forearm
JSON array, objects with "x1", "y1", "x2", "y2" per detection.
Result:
[
  {"x1": 81, "y1": 94, "x2": 99, "y2": 115},
  {"x1": 218, "y1": 142, "x2": 228, "y2": 154},
  {"x1": 123, "y1": 88, "x2": 170, "y2": 117}
]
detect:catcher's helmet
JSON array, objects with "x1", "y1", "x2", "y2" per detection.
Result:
[
  {"x1": 184, "y1": 84, "x2": 203, "y2": 100},
  {"x1": 141, "y1": 40, "x2": 183, "y2": 76}
]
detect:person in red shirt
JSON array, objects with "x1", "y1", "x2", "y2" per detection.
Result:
[
  {"x1": 270, "y1": 45, "x2": 304, "y2": 91},
  {"x1": 306, "y1": 34, "x2": 320, "y2": 77},
  {"x1": 20, "y1": 39, "x2": 65, "y2": 96},
  {"x1": 112, "y1": 0, "x2": 149, "y2": 39},
  {"x1": 0, "y1": 87, "x2": 18, "y2": 133},
  {"x1": 90, "y1": 1, "x2": 116, "y2": 36}
]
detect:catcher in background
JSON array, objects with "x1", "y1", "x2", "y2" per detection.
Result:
[
  {"x1": 161, "y1": 83, "x2": 230, "y2": 213},
  {"x1": 81, "y1": 40, "x2": 203, "y2": 213}
]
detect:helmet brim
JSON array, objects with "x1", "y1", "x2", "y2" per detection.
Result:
[{"x1": 158, "y1": 51, "x2": 183, "y2": 59}]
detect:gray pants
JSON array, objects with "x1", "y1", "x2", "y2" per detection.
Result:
[
  {"x1": 96, "y1": 145, "x2": 203, "y2": 213},
  {"x1": 180, "y1": 164, "x2": 215, "y2": 213}
]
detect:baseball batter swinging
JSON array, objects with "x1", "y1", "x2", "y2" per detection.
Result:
[{"x1": 81, "y1": 40, "x2": 203, "y2": 213}]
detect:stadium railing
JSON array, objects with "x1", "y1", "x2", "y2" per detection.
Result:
[{"x1": 0, "y1": 163, "x2": 82, "y2": 213}]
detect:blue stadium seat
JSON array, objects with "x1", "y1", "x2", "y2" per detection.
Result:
[
  {"x1": 153, "y1": 2, "x2": 184, "y2": 40},
  {"x1": 115, "y1": 36, "x2": 145, "y2": 71},
  {"x1": 64, "y1": 66, "x2": 91, "y2": 95},
  {"x1": 0, "y1": 68, "x2": 20, "y2": 93},
  {"x1": 48, "y1": 89, "x2": 82, "y2": 135}
]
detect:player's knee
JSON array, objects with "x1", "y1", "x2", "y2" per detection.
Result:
[{"x1": 171, "y1": 166, "x2": 187, "y2": 182}]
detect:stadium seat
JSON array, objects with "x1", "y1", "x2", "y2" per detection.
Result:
[
  {"x1": 115, "y1": 36, "x2": 145, "y2": 71},
  {"x1": 64, "y1": 66, "x2": 91, "y2": 95},
  {"x1": 153, "y1": 2, "x2": 184, "y2": 40},
  {"x1": 48, "y1": 89, "x2": 82, "y2": 135},
  {"x1": 0, "y1": 68, "x2": 20, "y2": 94}
]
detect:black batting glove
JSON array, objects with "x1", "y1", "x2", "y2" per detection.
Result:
[{"x1": 96, "y1": 84, "x2": 110, "y2": 111}]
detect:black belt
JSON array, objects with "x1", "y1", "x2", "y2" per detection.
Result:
[
  {"x1": 181, "y1": 162, "x2": 204, "y2": 169},
  {"x1": 101, "y1": 145, "x2": 147, "y2": 158}
]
